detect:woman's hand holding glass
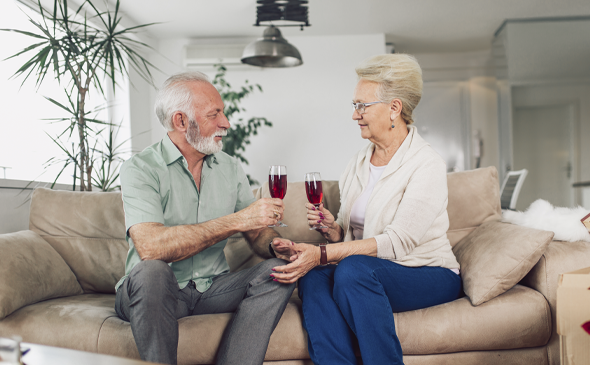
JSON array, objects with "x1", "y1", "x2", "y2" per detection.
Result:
[{"x1": 306, "y1": 203, "x2": 335, "y2": 234}]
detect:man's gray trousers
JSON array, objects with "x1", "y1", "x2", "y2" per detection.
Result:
[{"x1": 115, "y1": 259, "x2": 295, "y2": 365}]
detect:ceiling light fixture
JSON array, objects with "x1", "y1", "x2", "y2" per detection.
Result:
[{"x1": 241, "y1": 0, "x2": 310, "y2": 68}]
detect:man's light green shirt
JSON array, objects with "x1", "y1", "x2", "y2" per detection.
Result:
[{"x1": 115, "y1": 135, "x2": 255, "y2": 292}]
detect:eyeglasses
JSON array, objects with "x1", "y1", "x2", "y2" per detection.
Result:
[{"x1": 352, "y1": 101, "x2": 385, "y2": 114}]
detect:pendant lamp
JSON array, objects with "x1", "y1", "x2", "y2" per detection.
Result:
[
  {"x1": 241, "y1": 26, "x2": 302, "y2": 67},
  {"x1": 241, "y1": 0, "x2": 309, "y2": 68}
]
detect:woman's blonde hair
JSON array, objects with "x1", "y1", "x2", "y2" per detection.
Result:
[{"x1": 355, "y1": 54, "x2": 423, "y2": 125}]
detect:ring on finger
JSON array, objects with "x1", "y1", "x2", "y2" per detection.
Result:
[{"x1": 273, "y1": 210, "x2": 280, "y2": 218}]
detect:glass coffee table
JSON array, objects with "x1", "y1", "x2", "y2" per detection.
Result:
[{"x1": 21, "y1": 343, "x2": 157, "y2": 365}]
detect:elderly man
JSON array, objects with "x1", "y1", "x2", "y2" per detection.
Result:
[{"x1": 114, "y1": 72, "x2": 296, "y2": 365}]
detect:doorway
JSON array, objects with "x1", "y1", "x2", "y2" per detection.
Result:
[{"x1": 512, "y1": 104, "x2": 576, "y2": 210}]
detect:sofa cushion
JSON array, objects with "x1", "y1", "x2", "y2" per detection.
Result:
[
  {"x1": 98, "y1": 300, "x2": 309, "y2": 364},
  {"x1": 1, "y1": 286, "x2": 549, "y2": 361},
  {"x1": 0, "y1": 294, "x2": 116, "y2": 352},
  {"x1": 403, "y1": 347, "x2": 549, "y2": 365},
  {"x1": 396, "y1": 285, "x2": 551, "y2": 354},
  {"x1": 453, "y1": 221, "x2": 554, "y2": 306},
  {"x1": 48, "y1": 289, "x2": 551, "y2": 359},
  {"x1": 0, "y1": 230, "x2": 82, "y2": 320},
  {"x1": 446, "y1": 166, "x2": 502, "y2": 246},
  {"x1": 1, "y1": 294, "x2": 309, "y2": 364},
  {"x1": 29, "y1": 188, "x2": 128, "y2": 294}
]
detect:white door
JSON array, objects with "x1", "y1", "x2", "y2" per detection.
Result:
[{"x1": 512, "y1": 105, "x2": 574, "y2": 210}]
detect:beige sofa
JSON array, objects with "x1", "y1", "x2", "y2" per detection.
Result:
[{"x1": 1, "y1": 166, "x2": 589, "y2": 365}]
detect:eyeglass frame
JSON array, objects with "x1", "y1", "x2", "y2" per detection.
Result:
[{"x1": 352, "y1": 101, "x2": 386, "y2": 114}]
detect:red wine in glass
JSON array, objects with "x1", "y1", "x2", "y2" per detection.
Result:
[
  {"x1": 305, "y1": 172, "x2": 328, "y2": 230},
  {"x1": 268, "y1": 165, "x2": 287, "y2": 227},
  {"x1": 269, "y1": 174, "x2": 287, "y2": 199},
  {"x1": 305, "y1": 180, "x2": 323, "y2": 205}
]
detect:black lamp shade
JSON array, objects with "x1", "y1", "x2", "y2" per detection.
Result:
[{"x1": 241, "y1": 26, "x2": 303, "y2": 68}]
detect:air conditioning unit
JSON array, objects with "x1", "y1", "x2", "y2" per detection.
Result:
[{"x1": 183, "y1": 43, "x2": 248, "y2": 68}]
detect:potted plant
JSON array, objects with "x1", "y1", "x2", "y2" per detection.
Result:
[
  {"x1": 213, "y1": 64, "x2": 272, "y2": 186},
  {"x1": 2, "y1": 0, "x2": 157, "y2": 191}
]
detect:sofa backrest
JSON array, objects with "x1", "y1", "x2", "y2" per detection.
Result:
[
  {"x1": 27, "y1": 166, "x2": 501, "y2": 293},
  {"x1": 246, "y1": 166, "x2": 501, "y2": 247},
  {"x1": 29, "y1": 188, "x2": 127, "y2": 294}
]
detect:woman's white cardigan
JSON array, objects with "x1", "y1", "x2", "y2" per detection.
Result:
[{"x1": 334, "y1": 126, "x2": 460, "y2": 270}]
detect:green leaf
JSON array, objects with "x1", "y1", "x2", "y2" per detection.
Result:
[
  {"x1": 44, "y1": 96, "x2": 75, "y2": 114},
  {"x1": 7, "y1": 0, "x2": 160, "y2": 191},
  {"x1": 0, "y1": 28, "x2": 48, "y2": 40}
]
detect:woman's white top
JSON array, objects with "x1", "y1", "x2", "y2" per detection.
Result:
[
  {"x1": 334, "y1": 125, "x2": 461, "y2": 272},
  {"x1": 350, "y1": 163, "x2": 386, "y2": 241}
]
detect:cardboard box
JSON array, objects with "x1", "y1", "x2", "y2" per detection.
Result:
[
  {"x1": 582, "y1": 212, "x2": 590, "y2": 231},
  {"x1": 557, "y1": 267, "x2": 590, "y2": 365}
]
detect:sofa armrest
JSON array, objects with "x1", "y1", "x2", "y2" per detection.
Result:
[
  {"x1": 520, "y1": 239, "x2": 590, "y2": 365},
  {"x1": 0, "y1": 231, "x2": 83, "y2": 320},
  {"x1": 521, "y1": 239, "x2": 590, "y2": 309}
]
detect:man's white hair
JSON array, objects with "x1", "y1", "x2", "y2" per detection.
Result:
[{"x1": 154, "y1": 72, "x2": 211, "y2": 131}]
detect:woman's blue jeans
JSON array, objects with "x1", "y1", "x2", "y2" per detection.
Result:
[{"x1": 298, "y1": 255, "x2": 462, "y2": 365}]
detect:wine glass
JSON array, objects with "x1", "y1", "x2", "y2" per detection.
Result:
[
  {"x1": 305, "y1": 172, "x2": 327, "y2": 230},
  {"x1": 268, "y1": 165, "x2": 287, "y2": 227}
]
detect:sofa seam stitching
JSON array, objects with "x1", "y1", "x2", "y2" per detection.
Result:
[
  {"x1": 543, "y1": 288, "x2": 551, "y2": 345},
  {"x1": 38, "y1": 234, "x2": 125, "y2": 241},
  {"x1": 543, "y1": 253, "x2": 553, "y2": 364},
  {"x1": 96, "y1": 314, "x2": 118, "y2": 353},
  {"x1": 448, "y1": 227, "x2": 479, "y2": 232}
]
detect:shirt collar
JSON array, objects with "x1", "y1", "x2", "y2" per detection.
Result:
[
  {"x1": 162, "y1": 134, "x2": 183, "y2": 166},
  {"x1": 162, "y1": 134, "x2": 219, "y2": 167},
  {"x1": 204, "y1": 154, "x2": 218, "y2": 168}
]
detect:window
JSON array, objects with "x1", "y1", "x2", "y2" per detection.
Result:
[{"x1": 0, "y1": 0, "x2": 124, "y2": 186}]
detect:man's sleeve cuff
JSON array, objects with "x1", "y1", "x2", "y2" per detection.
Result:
[{"x1": 125, "y1": 215, "x2": 166, "y2": 235}]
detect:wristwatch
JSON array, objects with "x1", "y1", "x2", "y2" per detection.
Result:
[{"x1": 319, "y1": 243, "x2": 327, "y2": 266}]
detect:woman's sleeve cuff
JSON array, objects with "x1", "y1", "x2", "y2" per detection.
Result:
[{"x1": 374, "y1": 233, "x2": 396, "y2": 260}]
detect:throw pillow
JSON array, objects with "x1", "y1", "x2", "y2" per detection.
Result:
[
  {"x1": 0, "y1": 230, "x2": 82, "y2": 320},
  {"x1": 453, "y1": 221, "x2": 553, "y2": 306}
]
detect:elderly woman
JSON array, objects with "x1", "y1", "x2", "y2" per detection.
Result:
[{"x1": 270, "y1": 54, "x2": 462, "y2": 365}]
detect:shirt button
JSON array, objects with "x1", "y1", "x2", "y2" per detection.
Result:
[{"x1": 194, "y1": 272, "x2": 199, "y2": 277}]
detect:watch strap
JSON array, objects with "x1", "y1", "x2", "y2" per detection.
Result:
[{"x1": 320, "y1": 243, "x2": 327, "y2": 266}]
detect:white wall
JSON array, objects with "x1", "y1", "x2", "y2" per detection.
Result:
[
  {"x1": 128, "y1": 40, "x2": 502, "y2": 187},
  {"x1": 222, "y1": 34, "x2": 387, "y2": 184},
  {"x1": 469, "y1": 77, "x2": 500, "y2": 171},
  {"x1": 132, "y1": 33, "x2": 386, "y2": 185},
  {"x1": 412, "y1": 81, "x2": 471, "y2": 172},
  {"x1": 512, "y1": 82, "x2": 590, "y2": 208},
  {"x1": 415, "y1": 51, "x2": 500, "y2": 173},
  {"x1": 0, "y1": 179, "x2": 79, "y2": 234}
]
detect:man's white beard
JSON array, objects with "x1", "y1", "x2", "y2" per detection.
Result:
[{"x1": 186, "y1": 118, "x2": 226, "y2": 155}]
